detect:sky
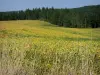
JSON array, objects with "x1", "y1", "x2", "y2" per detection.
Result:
[{"x1": 0, "y1": 0, "x2": 100, "y2": 11}]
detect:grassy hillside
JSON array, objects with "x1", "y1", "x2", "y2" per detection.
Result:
[
  {"x1": 0, "y1": 20, "x2": 100, "y2": 40},
  {"x1": 0, "y1": 20, "x2": 100, "y2": 75}
]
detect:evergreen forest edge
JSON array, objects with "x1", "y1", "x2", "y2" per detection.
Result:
[{"x1": 0, "y1": 5, "x2": 100, "y2": 28}]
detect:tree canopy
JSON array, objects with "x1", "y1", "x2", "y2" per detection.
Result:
[{"x1": 0, "y1": 5, "x2": 100, "y2": 28}]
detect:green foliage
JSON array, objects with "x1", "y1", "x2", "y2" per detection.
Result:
[{"x1": 0, "y1": 5, "x2": 100, "y2": 28}]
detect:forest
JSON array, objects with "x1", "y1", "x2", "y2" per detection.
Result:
[{"x1": 0, "y1": 5, "x2": 100, "y2": 28}]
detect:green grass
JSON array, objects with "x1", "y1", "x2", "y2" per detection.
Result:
[{"x1": 0, "y1": 20, "x2": 100, "y2": 75}]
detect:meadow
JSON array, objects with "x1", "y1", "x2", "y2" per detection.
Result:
[{"x1": 0, "y1": 20, "x2": 100, "y2": 75}]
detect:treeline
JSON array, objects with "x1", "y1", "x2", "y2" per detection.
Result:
[{"x1": 0, "y1": 5, "x2": 100, "y2": 28}]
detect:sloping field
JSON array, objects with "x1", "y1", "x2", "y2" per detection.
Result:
[
  {"x1": 0, "y1": 20, "x2": 100, "y2": 75},
  {"x1": 0, "y1": 20, "x2": 100, "y2": 40}
]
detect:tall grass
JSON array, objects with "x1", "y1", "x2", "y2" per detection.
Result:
[{"x1": 0, "y1": 20, "x2": 100, "y2": 75}]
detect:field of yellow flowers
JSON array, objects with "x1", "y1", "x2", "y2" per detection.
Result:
[{"x1": 0, "y1": 20, "x2": 100, "y2": 75}]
